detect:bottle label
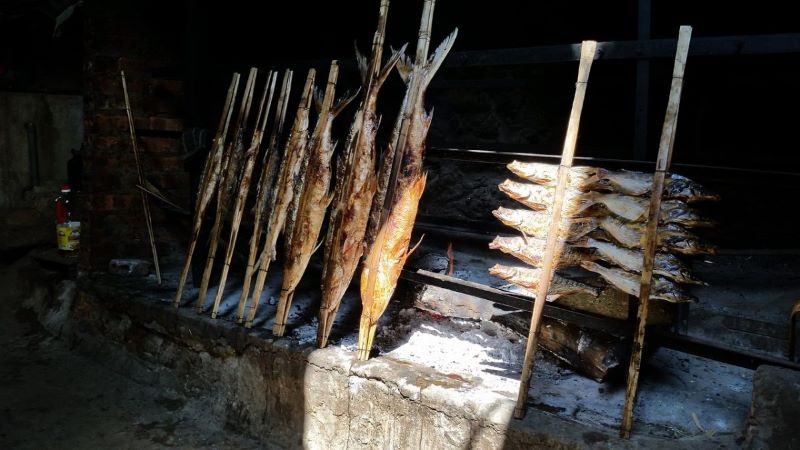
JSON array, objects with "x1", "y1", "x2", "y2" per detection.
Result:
[{"x1": 56, "y1": 221, "x2": 80, "y2": 251}]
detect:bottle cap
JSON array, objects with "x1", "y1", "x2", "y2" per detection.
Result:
[{"x1": 61, "y1": 183, "x2": 71, "y2": 193}]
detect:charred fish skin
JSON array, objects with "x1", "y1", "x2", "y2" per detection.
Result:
[
  {"x1": 488, "y1": 263, "x2": 599, "y2": 299},
  {"x1": 580, "y1": 261, "x2": 696, "y2": 303},
  {"x1": 597, "y1": 215, "x2": 715, "y2": 255},
  {"x1": 488, "y1": 235, "x2": 592, "y2": 268}
]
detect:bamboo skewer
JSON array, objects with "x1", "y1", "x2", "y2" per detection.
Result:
[
  {"x1": 173, "y1": 73, "x2": 240, "y2": 307},
  {"x1": 196, "y1": 68, "x2": 258, "y2": 313},
  {"x1": 242, "y1": 69, "x2": 312, "y2": 326},
  {"x1": 226, "y1": 68, "x2": 291, "y2": 323},
  {"x1": 121, "y1": 70, "x2": 162, "y2": 285},
  {"x1": 620, "y1": 26, "x2": 692, "y2": 439},
  {"x1": 513, "y1": 41, "x2": 597, "y2": 419},
  {"x1": 209, "y1": 71, "x2": 278, "y2": 319}
]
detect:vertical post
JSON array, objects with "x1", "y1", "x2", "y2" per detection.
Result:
[
  {"x1": 514, "y1": 41, "x2": 597, "y2": 419},
  {"x1": 620, "y1": 25, "x2": 692, "y2": 438},
  {"x1": 633, "y1": 0, "x2": 651, "y2": 160}
]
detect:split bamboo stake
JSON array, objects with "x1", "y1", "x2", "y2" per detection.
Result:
[
  {"x1": 620, "y1": 26, "x2": 692, "y2": 439},
  {"x1": 241, "y1": 69, "x2": 311, "y2": 326},
  {"x1": 121, "y1": 70, "x2": 162, "y2": 285},
  {"x1": 196, "y1": 68, "x2": 258, "y2": 313},
  {"x1": 513, "y1": 41, "x2": 597, "y2": 419},
  {"x1": 209, "y1": 71, "x2": 278, "y2": 319},
  {"x1": 173, "y1": 73, "x2": 240, "y2": 307}
]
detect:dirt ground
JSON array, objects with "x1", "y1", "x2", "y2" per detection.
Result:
[{"x1": 0, "y1": 258, "x2": 261, "y2": 450}]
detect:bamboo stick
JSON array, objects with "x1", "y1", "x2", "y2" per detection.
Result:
[
  {"x1": 620, "y1": 26, "x2": 692, "y2": 439},
  {"x1": 196, "y1": 68, "x2": 258, "y2": 313},
  {"x1": 241, "y1": 69, "x2": 312, "y2": 325},
  {"x1": 209, "y1": 71, "x2": 278, "y2": 319},
  {"x1": 173, "y1": 73, "x2": 240, "y2": 307},
  {"x1": 121, "y1": 70, "x2": 162, "y2": 285},
  {"x1": 513, "y1": 41, "x2": 597, "y2": 419}
]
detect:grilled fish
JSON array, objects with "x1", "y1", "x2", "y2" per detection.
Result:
[
  {"x1": 489, "y1": 264, "x2": 599, "y2": 300},
  {"x1": 580, "y1": 261, "x2": 696, "y2": 303},
  {"x1": 580, "y1": 192, "x2": 716, "y2": 227},
  {"x1": 499, "y1": 179, "x2": 587, "y2": 213},
  {"x1": 573, "y1": 237, "x2": 705, "y2": 285},
  {"x1": 586, "y1": 168, "x2": 720, "y2": 202},
  {"x1": 506, "y1": 160, "x2": 596, "y2": 187},
  {"x1": 492, "y1": 207, "x2": 597, "y2": 241},
  {"x1": 274, "y1": 61, "x2": 356, "y2": 336},
  {"x1": 489, "y1": 235, "x2": 591, "y2": 268},
  {"x1": 598, "y1": 215, "x2": 715, "y2": 255}
]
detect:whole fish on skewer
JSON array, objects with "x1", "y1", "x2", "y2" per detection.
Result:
[
  {"x1": 318, "y1": 1, "x2": 405, "y2": 348},
  {"x1": 578, "y1": 192, "x2": 716, "y2": 227},
  {"x1": 585, "y1": 168, "x2": 720, "y2": 202},
  {"x1": 489, "y1": 264, "x2": 599, "y2": 300},
  {"x1": 492, "y1": 207, "x2": 597, "y2": 241},
  {"x1": 580, "y1": 261, "x2": 696, "y2": 303},
  {"x1": 489, "y1": 235, "x2": 591, "y2": 268},
  {"x1": 573, "y1": 236, "x2": 705, "y2": 285},
  {"x1": 358, "y1": 1, "x2": 457, "y2": 361},
  {"x1": 273, "y1": 61, "x2": 357, "y2": 336},
  {"x1": 498, "y1": 179, "x2": 587, "y2": 213},
  {"x1": 506, "y1": 160, "x2": 597, "y2": 187},
  {"x1": 598, "y1": 215, "x2": 715, "y2": 255}
]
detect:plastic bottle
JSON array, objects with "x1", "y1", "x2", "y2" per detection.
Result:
[{"x1": 55, "y1": 183, "x2": 80, "y2": 255}]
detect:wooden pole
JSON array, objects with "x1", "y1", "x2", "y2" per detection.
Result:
[
  {"x1": 620, "y1": 26, "x2": 691, "y2": 438},
  {"x1": 196, "y1": 68, "x2": 258, "y2": 313},
  {"x1": 209, "y1": 71, "x2": 278, "y2": 319},
  {"x1": 173, "y1": 73, "x2": 240, "y2": 307},
  {"x1": 121, "y1": 70, "x2": 162, "y2": 285},
  {"x1": 513, "y1": 41, "x2": 597, "y2": 419}
]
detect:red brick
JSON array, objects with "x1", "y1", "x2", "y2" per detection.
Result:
[
  {"x1": 92, "y1": 136, "x2": 125, "y2": 152},
  {"x1": 91, "y1": 194, "x2": 137, "y2": 211},
  {"x1": 146, "y1": 155, "x2": 184, "y2": 171}
]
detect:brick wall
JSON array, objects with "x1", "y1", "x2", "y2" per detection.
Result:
[{"x1": 80, "y1": 1, "x2": 189, "y2": 271}]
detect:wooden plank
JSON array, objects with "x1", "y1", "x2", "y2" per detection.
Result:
[
  {"x1": 514, "y1": 40, "x2": 597, "y2": 420},
  {"x1": 620, "y1": 26, "x2": 692, "y2": 439}
]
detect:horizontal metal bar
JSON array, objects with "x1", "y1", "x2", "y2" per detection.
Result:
[
  {"x1": 400, "y1": 268, "x2": 630, "y2": 336},
  {"x1": 272, "y1": 34, "x2": 800, "y2": 72},
  {"x1": 652, "y1": 330, "x2": 800, "y2": 371}
]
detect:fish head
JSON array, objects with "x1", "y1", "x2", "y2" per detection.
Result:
[
  {"x1": 498, "y1": 179, "x2": 529, "y2": 200},
  {"x1": 488, "y1": 235, "x2": 521, "y2": 252},
  {"x1": 506, "y1": 161, "x2": 556, "y2": 184},
  {"x1": 488, "y1": 263, "x2": 517, "y2": 281},
  {"x1": 492, "y1": 207, "x2": 522, "y2": 227}
]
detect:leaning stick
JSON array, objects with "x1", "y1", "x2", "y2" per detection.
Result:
[
  {"x1": 210, "y1": 71, "x2": 278, "y2": 319},
  {"x1": 196, "y1": 68, "x2": 258, "y2": 313},
  {"x1": 173, "y1": 73, "x2": 240, "y2": 307},
  {"x1": 243, "y1": 69, "x2": 312, "y2": 326},
  {"x1": 620, "y1": 26, "x2": 691, "y2": 439},
  {"x1": 121, "y1": 70, "x2": 162, "y2": 285},
  {"x1": 513, "y1": 41, "x2": 597, "y2": 419}
]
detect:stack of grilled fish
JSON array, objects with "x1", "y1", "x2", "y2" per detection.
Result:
[{"x1": 489, "y1": 161, "x2": 719, "y2": 303}]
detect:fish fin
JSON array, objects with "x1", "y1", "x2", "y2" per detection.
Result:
[
  {"x1": 395, "y1": 49, "x2": 412, "y2": 84},
  {"x1": 332, "y1": 88, "x2": 360, "y2": 117},
  {"x1": 405, "y1": 234, "x2": 425, "y2": 260},
  {"x1": 313, "y1": 86, "x2": 324, "y2": 114},
  {"x1": 424, "y1": 28, "x2": 459, "y2": 87},
  {"x1": 520, "y1": 231, "x2": 530, "y2": 246},
  {"x1": 312, "y1": 238, "x2": 325, "y2": 255},
  {"x1": 377, "y1": 43, "x2": 408, "y2": 90},
  {"x1": 355, "y1": 43, "x2": 368, "y2": 85}
]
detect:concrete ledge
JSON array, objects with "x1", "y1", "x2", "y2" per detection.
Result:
[{"x1": 24, "y1": 271, "x2": 742, "y2": 449}]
